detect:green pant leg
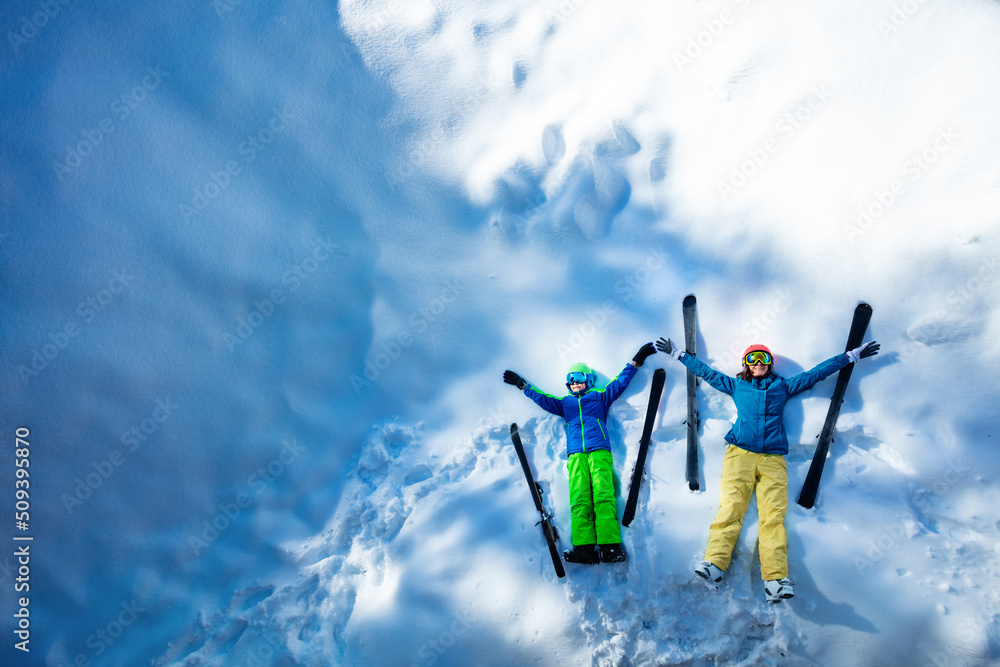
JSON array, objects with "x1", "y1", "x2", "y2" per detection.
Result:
[
  {"x1": 587, "y1": 449, "x2": 622, "y2": 545},
  {"x1": 567, "y1": 452, "x2": 597, "y2": 545}
]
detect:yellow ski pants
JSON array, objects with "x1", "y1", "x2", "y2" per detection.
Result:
[{"x1": 705, "y1": 444, "x2": 788, "y2": 580}]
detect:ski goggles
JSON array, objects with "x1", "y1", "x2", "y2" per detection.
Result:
[
  {"x1": 566, "y1": 371, "x2": 589, "y2": 384},
  {"x1": 743, "y1": 351, "x2": 773, "y2": 366}
]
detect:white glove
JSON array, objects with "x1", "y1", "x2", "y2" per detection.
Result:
[
  {"x1": 655, "y1": 337, "x2": 683, "y2": 360},
  {"x1": 846, "y1": 341, "x2": 880, "y2": 363}
]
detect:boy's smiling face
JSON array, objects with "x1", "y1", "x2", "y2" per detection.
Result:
[{"x1": 569, "y1": 380, "x2": 587, "y2": 393}]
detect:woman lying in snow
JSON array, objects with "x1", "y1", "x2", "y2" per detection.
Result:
[{"x1": 655, "y1": 337, "x2": 879, "y2": 603}]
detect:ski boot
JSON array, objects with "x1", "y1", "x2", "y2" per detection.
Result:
[
  {"x1": 694, "y1": 560, "x2": 724, "y2": 585},
  {"x1": 764, "y1": 578, "x2": 794, "y2": 603},
  {"x1": 599, "y1": 543, "x2": 627, "y2": 563},
  {"x1": 563, "y1": 544, "x2": 599, "y2": 565}
]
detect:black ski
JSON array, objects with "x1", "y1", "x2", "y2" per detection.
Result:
[
  {"x1": 683, "y1": 295, "x2": 700, "y2": 491},
  {"x1": 622, "y1": 368, "x2": 667, "y2": 527},
  {"x1": 797, "y1": 303, "x2": 873, "y2": 509},
  {"x1": 510, "y1": 423, "x2": 566, "y2": 578}
]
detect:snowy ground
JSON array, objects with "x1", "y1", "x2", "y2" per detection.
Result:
[{"x1": 2, "y1": 0, "x2": 1000, "y2": 665}]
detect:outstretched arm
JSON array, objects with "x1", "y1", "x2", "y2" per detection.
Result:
[
  {"x1": 523, "y1": 384, "x2": 567, "y2": 417},
  {"x1": 785, "y1": 340, "x2": 880, "y2": 396},
  {"x1": 679, "y1": 352, "x2": 736, "y2": 395},
  {"x1": 599, "y1": 362, "x2": 640, "y2": 408},
  {"x1": 657, "y1": 337, "x2": 735, "y2": 394},
  {"x1": 504, "y1": 369, "x2": 566, "y2": 417},
  {"x1": 656, "y1": 338, "x2": 736, "y2": 396},
  {"x1": 785, "y1": 355, "x2": 849, "y2": 396},
  {"x1": 630, "y1": 342, "x2": 657, "y2": 367}
]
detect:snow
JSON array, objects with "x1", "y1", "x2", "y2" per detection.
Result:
[{"x1": 2, "y1": 0, "x2": 1000, "y2": 665}]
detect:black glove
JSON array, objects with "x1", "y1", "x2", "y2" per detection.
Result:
[
  {"x1": 632, "y1": 342, "x2": 656, "y2": 366},
  {"x1": 503, "y1": 370, "x2": 527, "y2": 390}
]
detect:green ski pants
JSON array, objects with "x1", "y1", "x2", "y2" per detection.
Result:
[{"x1": 567, "y1": 449, "x2": 621, "y2": 546}]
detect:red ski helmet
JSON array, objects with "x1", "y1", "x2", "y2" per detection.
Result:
[{"x1": 742, "y1": 344, "x2": 773, "y2": 366}]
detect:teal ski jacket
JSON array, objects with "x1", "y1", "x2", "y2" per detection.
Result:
[
  {"x1": 680, "y1": 352, "x2": 851, "y2": 455},
  {"x1": 523, "y1": 363, "x2": 638, "y2": 456}
]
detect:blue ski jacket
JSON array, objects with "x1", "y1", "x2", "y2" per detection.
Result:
[
  {"x1": 679, "y1": 352, "x2": 851, "y2": 455},
  {"x1": 523, "y1": 363, "x2": 638, "y2": 456}
]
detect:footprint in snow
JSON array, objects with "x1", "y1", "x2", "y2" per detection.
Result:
[{"x1": 541, "y1": 124, "x2": 566, "y2": 164}]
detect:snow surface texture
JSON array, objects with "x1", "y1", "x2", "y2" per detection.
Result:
[{"x1": 2, "y1": 0, "x2": 1000, "y2": 665}]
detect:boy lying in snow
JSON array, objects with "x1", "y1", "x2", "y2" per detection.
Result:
[{"x1": 503, "y1": 343, "x2": 656, "y2": 564}]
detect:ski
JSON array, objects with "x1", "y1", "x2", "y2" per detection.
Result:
[
  {"x1": 622, "y1": 368, "x2": 667, "y2": 527},
  {"x1": 683, "y1": 294, "x2": 700, "y2": 491},
  {"x1": 509, "y1": 423, "x2": 566, "y2": 578},
  {"x1": 797, "y1": 303, "x2": 873, "y2": 509}
]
